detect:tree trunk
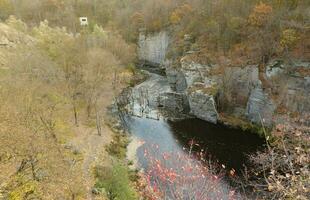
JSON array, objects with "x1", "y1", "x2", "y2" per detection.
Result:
[
  {"x1": 95, "y1": 105, "x2": 102, "y2": 136},
  {"x1": 73, "y1": 103, "x2": 78, "y2": 126},
  {"x1": 86, "y1": 103, "x2": 91, "y2": 118},
  {"x1": 30, "y1": 157, "x2": 38, "y2": 181}
]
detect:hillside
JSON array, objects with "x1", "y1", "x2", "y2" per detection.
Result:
[
  {"x1": 0, "y1": 18, "x2": 136, "y2": 200},
  {"x1": 0, "y1": 1, "x2": 309, "y2": 200},
  {"x1": 0, "y1": 21, "x2": 34, "y2": 66}
]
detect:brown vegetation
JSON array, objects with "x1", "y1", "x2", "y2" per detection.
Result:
[
  {"x1": 0, "y1": 17, "x2": 134, "y2": 199},
  {"x1": 0, "y1": 1, "x2": 309, "y2": 199},
  {"x1": 240, "y1": 115, "x2": 310, "y2": 199}
]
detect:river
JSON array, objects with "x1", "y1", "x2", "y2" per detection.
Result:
[{"x1": 118, "y1": 71, "x2": 265, "y2": 199}]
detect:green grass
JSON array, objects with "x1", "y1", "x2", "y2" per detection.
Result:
[
  {"x1": 94, "y1": 161, "x2": 138, "y2": 200},
  {"x1": 106, "y1": 133, "x2": 129, "y2": 159}
]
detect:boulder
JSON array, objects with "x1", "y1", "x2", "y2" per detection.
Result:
[
  {"x1": 165, "y1": 58, "x2": 219, "y2": 123},
  {"x1": 180, "y1": 58, "x2": 208, "y2": 87},
  {"x1": 266, "y1": 60, "x2": 284, "y2": 79},
  {"x1": 246, "y1": 82, "x2": 275, "y2": 127},
  {"x1": 188, "y1": 87, "x2": 219, "y2": 124},
  {"x1": 158, "y1": 92, "x2": 190, "y2": 113},
  {"x1": 166, "y1": 67, "x2": 187, "y2": 92},
  {"x1": 127, "y1": 72, "x2": 191, "y2": 118}
]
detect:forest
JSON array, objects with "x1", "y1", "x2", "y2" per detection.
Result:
[{"x1": 0, "y1": 0, "x2": 309, "y2": 200}]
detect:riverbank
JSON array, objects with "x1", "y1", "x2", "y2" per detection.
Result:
[
  {"x1": 107, "y1": 69, "x2": 262, "y2": 199},
  {"x1": 89, "y1": 69, "x2": 150, "y2": 200},
  {"x1": 109, "y1": 66, "x2": 309, "y2": 200}
]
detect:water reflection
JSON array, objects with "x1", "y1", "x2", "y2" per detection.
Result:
[{"x1": 123, "y1": 115, "x2": 265, "y2": 199}]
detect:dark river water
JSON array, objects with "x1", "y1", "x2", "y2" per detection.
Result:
[
  {"x1": 123, "y1": 115, "x2": 265, "y2": 199},
  {"x1": 118, "y1": 71, "x2": 265, "y2": 199},
  {"x1": 124, "y1": 116, "x2": 264, "y2": 173}
]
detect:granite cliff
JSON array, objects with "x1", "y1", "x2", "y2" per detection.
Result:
[{"x1": 137, "y1": 31, "x2": 310, "y2": 128}]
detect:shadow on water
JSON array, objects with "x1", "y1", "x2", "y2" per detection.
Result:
[
  {"x1": 168, "y1": 118, "x2": 265, "y2": 171},
  {"x1": 124, "y1": 115, "x2": 265, "y2": 173},
  {"x1": 113, "y1": 68, "x2": 267, "y2": 198}
]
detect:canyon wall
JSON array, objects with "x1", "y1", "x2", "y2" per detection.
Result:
[
  {"x1": 137, "y1": 31, "x2": 310, "y2": 127},
  {"x1": 138, "y1": 30, "x2": 169, "y2": 66}
]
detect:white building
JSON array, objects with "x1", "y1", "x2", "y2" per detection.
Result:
[{"x1": 79, "y1": 17, "x2": 88, "y2": 26}]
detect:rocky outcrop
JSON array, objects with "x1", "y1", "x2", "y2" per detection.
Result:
[
  {"x1": 165, "y1": 59, "x2": 219, "y2": 123},
  {"x1": 158, "y1": 92, "x2": 190, "y2": 113},
  {"x1": 179, "y1": 58, "x2": 213, "y2": 87},
  {"x1": 137, "y1": 31, "x2": 220, "y2": 123},
  {"x1": 188, "y1": 86, "x2": 219, "y2": 123},
  {"x1": 266, "y1": 60, "x2": 284, "y2": 78},
  {"x1": 127, "y1": 72, "x2": 189, "y2": 119},
  {"x1": 166, "y1": 67, "x2": 187, "y2": 92},
  {"x1": 137, "y1": 31, "x2": 309, "y2": 127},
  {"x1": 138, "y1": 30, "x2": 169, "y2": 65},
  {"x1": 246, "y1": 82, "x2": 275, "y2": 127},
  {"x1": 265, "y1": 60, "x2": 310, "y2": 114}
]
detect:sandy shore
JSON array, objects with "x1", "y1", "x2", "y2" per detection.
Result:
[{"x1": 126, "y1": 135, "x2": 144, "y2": 170}]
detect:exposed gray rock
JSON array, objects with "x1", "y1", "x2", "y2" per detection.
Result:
[
  {"x1": 138, "y1": 31, "x2": 169, "y2": 65},
  {"x1": 219, "y1": 65, "x2": 259, "y2": 117},
  {"x1": 284, "y1": 87, "x2": 310, "y2": 114},
  {"x1": 137, "y1": 36, "x2": 308, "y2": 127},
  {"x1": 180, "y1": 58, "x2": 209, "y2": 87},
  {"x1": 165, "y1": 59, "x2": 219, "y2": 123},
  {"x1": 266, "y1": 60, "x2": 285, "y2": 79},
  {"x1": 305, "y1": 76, "x2": 310, "y2": 88},
  {"x1": 166, "y1": 67, "x2": 187, "y2": 92},
  {"x1": 188, "y1": 87, "x2": 219, "y2": 124},
  {"x1": 159, "y1": 92, "x2": 190, "y2": 113},
  {"x1": 131, "y1": 73, "x2": 172, "y2": 108},
  {"x1": 127, "y1": 72, "x2": 189, "y2": 119},
  {"x1": 223, "y1": 65, "x2": 259, "y2": 100},
  {"x1": 246, "y1": 82, "x2": 275, "y2": 126}
]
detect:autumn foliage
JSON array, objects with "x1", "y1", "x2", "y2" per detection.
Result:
[
  {"x1": 249, "y1": 2, "x2": 273, "y2": 27},
  {"x1": 138, "y1": 141, "x2": 239, "y2": 200},
  {"x1": 243, "y1": 115, "x2": 310, "y2": 200}
]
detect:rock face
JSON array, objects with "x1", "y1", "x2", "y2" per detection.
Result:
[
  {"x1": 166, "y1": 67, "x2": 187, "y2": 92},
  {"x1": 178, "y1": 59, "x2": 219, "y2": 123},
  {"x1": 188, "y1": 88, "x2": 218, "y2": 123},
  {"x1": 138, "y1": 31, "x2": 169, "y2": 65},
  {"x1": 283, "y1": 76, "x2": 310, "y2": 114},
  {"x1": 137, "y1": 31, "x2": 309, "y2": 127},
  {"x1": 162, "y1": 57, "x2": 277, "y2": 125},
  {"x1": 138, "y1": 57, "x2": 308, "y2": 126},
  {"x1": 165, "y1": 59, "x2": 219, "y2": 123},
  {"x1": 265, "y1": 60, "x2": 310, "y2": 114},
  {"x1": 179, "y1": 58, "x2": 211, "y2": 87},
  {"x1": 266, "y1": 60, "x2": 284, "y2": 78},
  {"x1": 127, "y1": 72, "x2": 189, "y2": 119},
  {"x1": 158, "y1": 92, "x2": 190, "y2": 113},
  {"x1": 246, "y1": 82, "x2": 275, "y2": 126}
]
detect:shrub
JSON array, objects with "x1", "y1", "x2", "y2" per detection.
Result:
[
  {"x1": 141, "y1": 142, "x2": 240, "y2": 200},
  {"x1": 94, "y1": 162, "x2": 138, "y2": 200},
  {"x1": 5, "y1": 15, "x2": 28, "y2": 32},
  {"x1": 106, "y1": 133, "x2": 129, "y2": 159},
  {"x1": 244, "y1": 116, "x2": 310, "y2": 199}
]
